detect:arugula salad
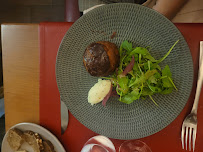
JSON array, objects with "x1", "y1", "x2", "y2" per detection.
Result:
[{"x1": 103, "y1": 40, "x2": 179, "y2": 105}]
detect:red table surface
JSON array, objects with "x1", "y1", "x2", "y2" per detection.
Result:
[{"x1": 39, "y1": 22, "x2": 203, "y2": 152}]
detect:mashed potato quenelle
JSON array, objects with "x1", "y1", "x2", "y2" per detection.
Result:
[{"x1": 88, "y1": 79, "x2": 112, "y2": 105}]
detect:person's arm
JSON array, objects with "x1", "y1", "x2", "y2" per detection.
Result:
[{"x1": 152, "y1": 0, "x2": 188, "y2": 20}]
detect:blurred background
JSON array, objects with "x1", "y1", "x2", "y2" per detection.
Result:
[{"x1": 0, "y1": 0, "x2": 202, "y2": 148}]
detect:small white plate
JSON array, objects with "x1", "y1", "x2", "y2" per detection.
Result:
[{"x1": 1, "y1": 122, "x2": 66, "y2": 152}]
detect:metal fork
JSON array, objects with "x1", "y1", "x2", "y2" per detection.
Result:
[{"x1": 181, "y1": 41, "x2": 203, "y2": 152}]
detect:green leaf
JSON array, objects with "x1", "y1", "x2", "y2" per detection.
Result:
[
  {"x1": 145, "y1": 69, "x2": 157, "y2": 79},
  {"x1": 129, "y1": 74, "x2": 145, "y2": 87},
  {"x1": 144, "y1": 61, "x2": 153, "y2": 71},
  {"x1": 123, "y1": 55, "x2": 132, "y2": 64},
  {"x1": 137, "y1": 64, "x2": 143, "y2": 74},
  {"x1": 131, "y1": 87, "x2": 140, "y2": 96},
  {"x1": 142, "y1": 87, "x2": 153, "y2": 96},
  {"x1": 151, "y1": 63, "x2": 161, "y2": 71},
  {"x1": 119, "y1": 45, "x2": 123, "y2": 57},
  {"x1": 144, "y1": 54, "x2": 157, "y2": 62},
  {"x1": 162, "y1": 65, "x2": 173, "y2": 88},
  {"x1": 138, "y1": 83, "x2": 144, "y2": 98},
  {"x1": 148, "y1": 75, "x2": 157, "y2": 84},
  {"x1": 139, "y1": 54, "x2": 142, "y2": 63},
  {"x1": 149, "y1": 95, "x2": 158, "y2": 106},
  {"x1": 157, "y1": 40, "x2": 179, "y2": 64},
  {"x1": 129, "y1": 77, "x2": 136, "y2": 87},
  {"x1": 148, "y1": 60, "x2": 151, "y2": 70},
  {"x1": 154, "y1": 72, "x2": 161, "y2": 79},
  {"x1": 143, "y1": 62, "x2": 148, "y2": 71},
  {"x1": 116, "y1": 86, "x2": 122, "y2": 97},
  {"x1": 133, "y1": 63, "x2": 142, "y2": 78},
  {"x1": 162, "y1": 78, "x2": 173, "y2": 88},
  {"x1": 147, "y1": 83, "x2": 162, "y2": 93},
  {"x1": 168, "y1": 77, "x2": 178, "y2": 90},
  {"x1": 134, "y1": 54, "x2": 139, "y2": 62},
  {"x1": 102, "y1": 40, "x2": 178, "y2": 105},
  {"x1": 120, "y1": 94, "x2": 137, "y2": 104},
  {"x1": 131, "y1": 47, "x2": 157, "y2": 62},
  {"x1": 161, "y1": 65, "x2": 177, "y2": 90},
  {"x1": 128, "y1": 71, "x2": 135, "y2": 78},
  {"x1": 118, "y1": 76, "x2": 129, "y2": 94},
  {"x1": 162, "y1": 65, "x2": 172, "y2": 77},
  {"x1": 120, "y1": 88, "x2": 140, "y2": 104},
  {"x1": 161, "y1": 88, "x2": 173, "y2": 94},
  {"x1": 131, "y1": 47, "x2": 149, "y2": 55},
  {"x1": 122, "y1": 40, "x2": 132, "y2": 52},
  {"x1": 129, "y1": 69, "x2": 157, "y2": 87},
  {"x1": 124, "y1": 54, "x2": 138, "y2": 65},
  {"x1": 118, "y1": 55, "x2": 127, "y2": 74},
  {"x1": 133, "y1": 63, "x2": 139, "y2": 71}
]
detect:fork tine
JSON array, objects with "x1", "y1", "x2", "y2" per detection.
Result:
[
  {"x1": 185, "y1": 127, "x2": 189, "y2": 150},
  {"x1": 189, "y1": 128, "x2": 192, "y2": 151},
  {"x1": 193, "y1": 129, "x2": 197, "y2": 152},
  {"x1": 181, "y1": 125, "x2": 185, "y2": 149}
]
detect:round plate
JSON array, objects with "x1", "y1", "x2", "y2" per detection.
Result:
[
  {"x1": 1, "y1": 123, "x2": 65, "y2": 152},
  {"x1": 56, "y1": 3, "x2": 193, "y2": 139}
]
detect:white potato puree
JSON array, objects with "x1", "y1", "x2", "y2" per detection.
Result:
[{"x1": 88, "y1": 79, "x2": 111, "y2": 105}]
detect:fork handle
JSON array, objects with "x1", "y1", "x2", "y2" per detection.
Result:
[{"x1": 191, "y1": 42, "x2": 203, "y2": 114}]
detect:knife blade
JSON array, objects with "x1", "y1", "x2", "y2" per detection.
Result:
[
  {"x1": 200, "y1": 41, "x2": 203, "y2": 66},
  {"x1": 60, "y1": 98, "x2": 69, "y2": 134}
]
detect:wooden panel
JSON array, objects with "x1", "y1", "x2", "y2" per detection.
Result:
[
  {"x1": 0, "y1": 6, "x2": 31, "y2": 23},
  {"x1": 1, "y1": 24, "x2": 39, "y2": 130},
  {"x1": 52, "y1": 0, "x2": 65, "y2": 5},
  {"x1": 5, "y1": 0, "x2": 52, "y2": 6},
  {"x1": 31, "y1": 5, "x2": 64, "y2": 23}
]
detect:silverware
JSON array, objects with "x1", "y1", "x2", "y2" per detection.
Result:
[
  {"x1": 61, "y1": 98, "x2": 69, "y2": 135},
  {"x1": 181, "y1": 41, "x2": 203, "y2": 151}
]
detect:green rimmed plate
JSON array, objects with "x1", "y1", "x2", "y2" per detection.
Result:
[{"x1": 56, "y1": 3, "x2": 193, "y2": 139}]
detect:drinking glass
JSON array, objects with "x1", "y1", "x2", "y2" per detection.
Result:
[
  {"x1": 81, "y1": 135, "x2": 152, "y2": 152},
  {"x1": 81, "y1": 135, "x2": 116, "y2": 152},
  {"x1": 119, "y1": 140, "x2": 152, "y2": 152}
]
